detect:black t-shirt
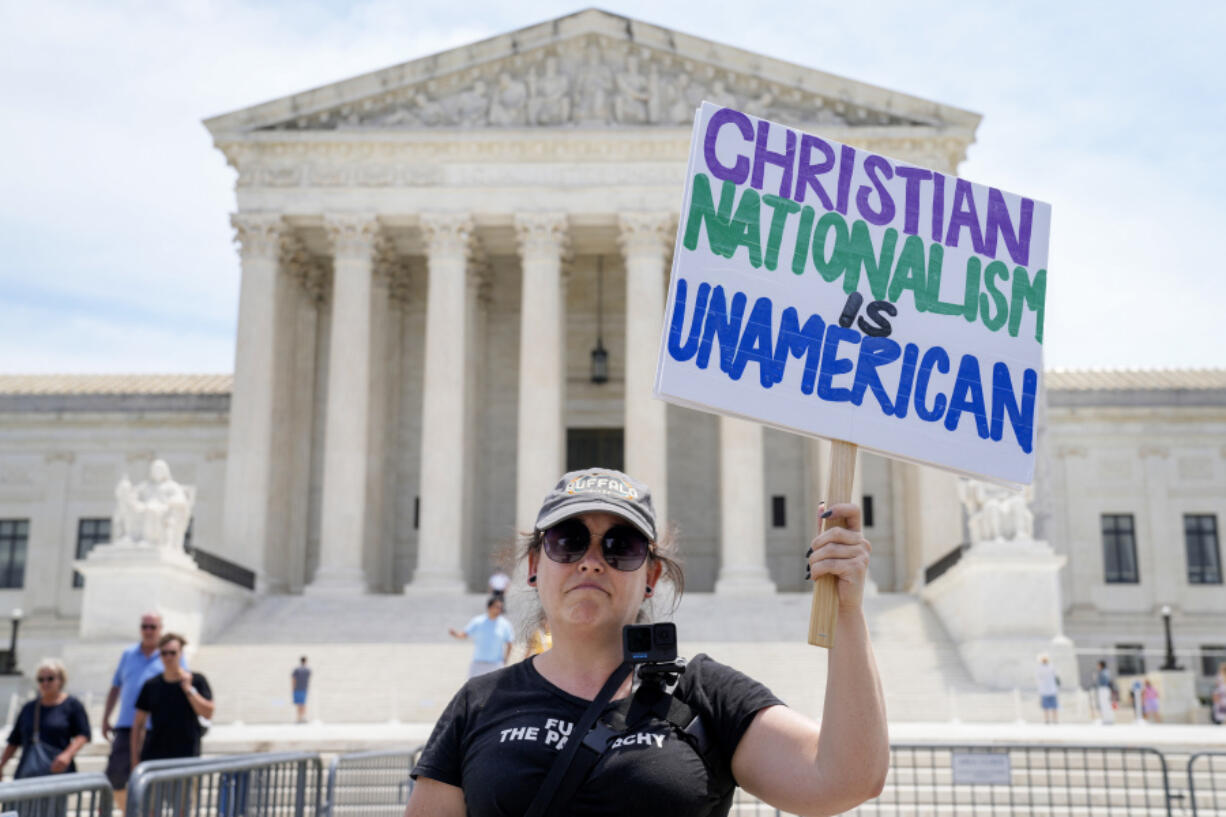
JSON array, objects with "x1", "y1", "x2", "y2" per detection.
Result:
[
  {"x1": 135, "y1": 673, "x2": 212, "y2": 760},
  {"x1": 6, "y1": 697, "x2": 91, "y2": 772},
  {"x1": 412, "y1": 653, "x2": 783, "y2": 817}
]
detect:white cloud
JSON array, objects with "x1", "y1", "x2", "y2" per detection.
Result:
[{"x1": 1, "y1": 0, "x2": 1223, "y2": 372}]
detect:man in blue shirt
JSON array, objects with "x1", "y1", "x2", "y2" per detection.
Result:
[
  {"x1": 101, "y1": 612, "x2": 184, "y2": 808},
  {"x1": 448, "y1": 597, "x2": 514, "y2": 678}
]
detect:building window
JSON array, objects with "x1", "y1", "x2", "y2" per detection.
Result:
[
  {"x1": 73, "y1": 518, "x2": 111, "y2": 588},
  {"x1": 1101, "y1": 514, "x2": 1139, "y2": 583},
  {"x1": 0, "y1": 520, "x2": 29, "y2": 590},
  {"x1": 1116, "y1": 643, "x2": 1145, "y2": 676},
  {"x1": 1185, "y1": 515, "x2": 1222, "y2": 584},
  {"x1": 862, "y1": 495, "x2": 875, "y2": 528},
  {"x1": 1201, "y1": 645, "x2": 1226, "y2": 678},
  {"x1": 771, "y1": 496, "x2": 786, "y2": 528}
]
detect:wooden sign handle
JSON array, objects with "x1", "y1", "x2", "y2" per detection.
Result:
[{"x1": 807, "y1": 439, "x2": 858, "y2": 648}]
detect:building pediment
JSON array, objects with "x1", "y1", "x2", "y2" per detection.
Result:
[{"x1": 204, "y1": 9, "x2": 979, "y2": 137}]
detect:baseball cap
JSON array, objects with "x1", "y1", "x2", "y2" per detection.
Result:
[{"x1": 534, "y1": 468, "x2": 656, "y2": 541}]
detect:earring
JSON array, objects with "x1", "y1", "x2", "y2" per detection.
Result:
[
  {"x1": 645, "y1": 586, "x2": 654, "y2": 596},
  {"x1": 528, "y1": 574, "x2": 536, "y2": 584}
]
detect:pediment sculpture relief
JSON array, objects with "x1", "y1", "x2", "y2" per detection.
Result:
[{"x1": 264, "y1": 37, "x2": 923, "y2": 132}]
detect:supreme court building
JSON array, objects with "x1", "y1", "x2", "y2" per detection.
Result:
[
  {"x1": 205, "y1": 8, "x2": 985, "y2": 598},
  {"x1": 1, "y1": 10, "x2": 1224, "y2": 687}
]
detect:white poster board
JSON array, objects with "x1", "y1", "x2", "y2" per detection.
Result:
[{"x1": 655, "y1": 102, "x2": 1051, "y2": 486}]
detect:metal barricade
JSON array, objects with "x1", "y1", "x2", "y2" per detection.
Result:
[
  {"x1": 1189, "y1": 752, "x2": 1226, "y2": 817},
  {"x1": 321, "y1": 748, "x2": 421, "y2": 817},
  {"x1": 127, "y1": 752, "x2": 322, "y2": 817},
  {"x1": 844, "y1": 743, "x2": 1175, "y2": 816},
  {"x1": 0, "y1": 772, "x2": 113, "y2": 817},
  {"x1": 730, "y1": 787, "x2": 782, "y2": 816}
]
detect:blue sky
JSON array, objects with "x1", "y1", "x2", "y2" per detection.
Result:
[{"x1": 2, "y1": 0, "x2": 1223, "y2": 373}]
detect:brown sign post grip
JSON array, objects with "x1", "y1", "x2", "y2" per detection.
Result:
[{"x1": 807, "y1": 439, "x2": 858, "y2": 648}]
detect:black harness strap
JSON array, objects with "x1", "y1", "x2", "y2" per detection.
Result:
[
  {"x1": 524, "y1": 661, "x2": 633, "y2": 817},
  {"x1": 540, "y1": 661, "x2": 705, "y2": 817}
]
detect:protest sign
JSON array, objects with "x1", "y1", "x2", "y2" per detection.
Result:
[
  {"x1": 655, "y1": 101, "x2": 1050, "y2": 487},
  {"x1": 654, "y1": 102, "x2": 1051, "y2": 645}
]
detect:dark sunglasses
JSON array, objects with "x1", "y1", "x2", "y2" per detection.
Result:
[
  {"x1": 160, "y1": 649, "x2": 179, "y2": 657},
  {"x1": 140, "y1": 623, "x2": 159, "y2": 630},
  {"x1": 36, "y1": 676, "x2": 57, "y2": 683},
  {"x1": 541, "y1": 518, "x2": 651, "y2": 572}
]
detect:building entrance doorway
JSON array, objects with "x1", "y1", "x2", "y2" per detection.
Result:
[{"x1": 567, "y1": 428, "x2": 624, "y2": 472}]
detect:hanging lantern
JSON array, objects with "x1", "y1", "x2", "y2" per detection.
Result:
[{"x1": 590, "y1": 256, "x2": 609, "y2": 384}]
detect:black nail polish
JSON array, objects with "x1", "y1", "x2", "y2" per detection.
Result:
[
  {"x1": 803, "y1": 566, "x2": 810, "y2": 579},
  {"x1": 821, "y1": 509, "x2": 834, "y2": 519},
  {"x1": 805, "y1": 547, "x2": 813, "y2": 557}
]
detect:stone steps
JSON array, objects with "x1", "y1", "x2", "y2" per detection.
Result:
[{"x1": 38, "y1": 592, "x2": 1069, "y2": 727}]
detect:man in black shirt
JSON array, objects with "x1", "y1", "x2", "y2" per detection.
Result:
[{"x1": 131, "y1": 633, "x2": 214, "y2": 766}]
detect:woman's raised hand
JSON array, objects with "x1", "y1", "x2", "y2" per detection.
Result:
[{"x1": 804, "y1": 502, "x2": 872, "y2": 611}]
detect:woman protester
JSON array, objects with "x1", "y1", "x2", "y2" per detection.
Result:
[
  {"x1": 0, "y1": 659, "x2": 91, "y2": 779},
  {"x1": 408, "y1": 467, "x2": 888, "y2": 817}
]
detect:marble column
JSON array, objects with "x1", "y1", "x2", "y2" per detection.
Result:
[
  {"x1": 308, "y1": 214, "x2": 381, "y2": 594},
  {"x1": 1140, "y1": 445, "x2": 1173, "y2": 609},
  {"x1": 618, "y1": 213, "x2": 672, "y2": 524},
  {"x1": 408, "y1": 214, "x2": 476, "y2": 593},
  {"x1": 29, "y1": 452, "x2": 73, "y2": 617},
  {"x1": 715, "y1": 416, "x2": 776, "y2": 594},
  {"x1": 900, "y1": 463, "x2": 963, "y2": 584},
  {"x1": 363, "y1": 244, "x2": 396, "y2": 591},
  {"x1": 283, "y1": 255, "x2": 327, "y2": 593},
  {"x1": 224, "y1": 214, "x2": 293, "y2": 578},
  {"x1": 514, "y1": 214, "x2": 570, "y2": 534},
  {"x1": 888, "y1": 459, "x2": 910, "y2": 592},
  {"x1": 1055, "y1": 445, "x2": 1089, "y2": 608}
]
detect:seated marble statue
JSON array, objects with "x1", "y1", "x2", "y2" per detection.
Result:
[
  {"x1": 112, "y1": 460, "x2": 194, "y2": 551},
  {"x1": 959, "y1": 479, "x2": 1035, "y2": 542}
]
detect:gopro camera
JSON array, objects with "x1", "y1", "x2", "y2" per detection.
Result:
[{"x1": 622, "y1": 622, "x2": 677, "y2": 664}]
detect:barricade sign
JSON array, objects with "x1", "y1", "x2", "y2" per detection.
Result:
[
  {"x1": 655, "y1": 101, "x2": 1051, "y2": 487},
  {"x1": 951, "y1": 751, "x2": 1012, "y2": 785}
]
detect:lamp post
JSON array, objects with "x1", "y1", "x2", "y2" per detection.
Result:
[
  {"x1": 1160, "y1": 604, "x2": 1181, "y2": 671},
  {"x1": 5, "y1": 608, "x2": 22, "y2": 675},
  {"x1": 590, "y1": 257, "x2": 609, "y2": 384}
]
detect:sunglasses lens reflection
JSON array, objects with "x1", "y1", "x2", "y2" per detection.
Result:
[
  {"x1": 541, "y1": 520, "x2": 649, "y2": 572},
  {"x1": 601, "y1": 526, "x2": 649, "y2": 570},
  {"x1": 542, "y1": 519, "x2": 591, "y2": 563}
]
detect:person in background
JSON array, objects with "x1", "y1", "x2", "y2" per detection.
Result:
[
  {"x1": 448, "y1": 596, "x2": 514, "y2": 678},
  {"x1": 488, "y1": 571, "x2": 510, "y2": 604},
  {"x1": 1142, "y1": 679, "x2": 1161, "y2": 723},
  {"x1": 291, "y1": 656, "x2": 311, "y2": 724},
  {"x1": 1095, "y1": 660, "x2": 1115, "y2": 725},
  {"x1": 101, "y1": 611, "x2": 184, "y2": 810},
  {"x1": 1213, "y1": 665, "x2": 1226, "y2": 725},
  {"x1": 131, "y1": 634, "x2": 213, "y2": 765},
  {"x1": 1035, "y1": 654, "x2": 1059, "y2": 724},
  {"x1": 0, "y1": 659, "x2": 90, "y2": 779}
]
